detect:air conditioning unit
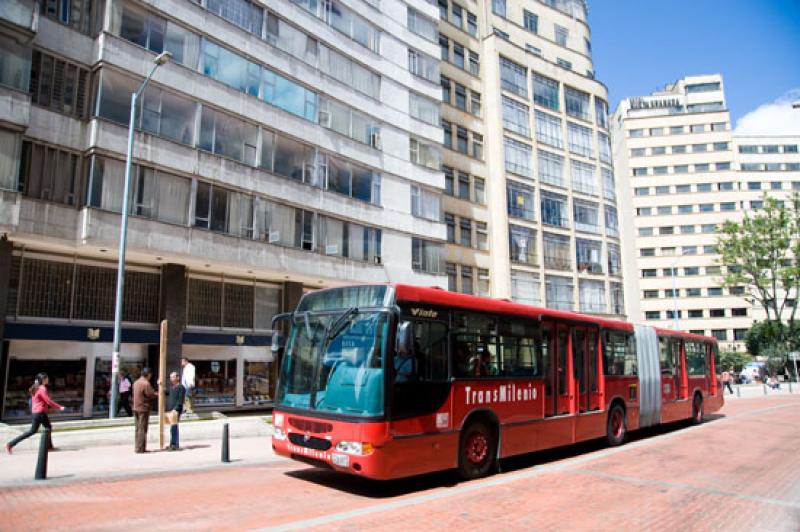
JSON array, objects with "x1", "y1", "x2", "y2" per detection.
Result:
[
  {"x1": 318, "y1": 110, "x2": 331, "y2": 128},
  {"x1": 268, "y1": 231, "x2": 281, "y2": 243},
  {"x1": 325, "y1": 244, "x2": 339, "y2": 255}
]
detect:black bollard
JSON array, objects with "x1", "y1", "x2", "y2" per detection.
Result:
[
  {"x1": 221, "y1": 423, "x2": 230, "y2": 463},
  {"x1": 736, "y1": 385, "x2": 741, "y2": 397},
  {"x1": 35, "y1": 428, "x2": 50, "y2": 480}
]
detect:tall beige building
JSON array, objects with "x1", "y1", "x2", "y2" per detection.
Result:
[
  {"x1": 613, "y1": 74, "x2": 800, "y2": 349},
  {"x1": 439, "y1": 0, "x2": 624, "y2": 316}
]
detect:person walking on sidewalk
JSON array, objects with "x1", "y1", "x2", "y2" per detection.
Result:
[
  {"x1": 5, "y1": 373, "x2": 65, "y2": 454},
  {"x1": 165, "y1": 371, "x2": 185, "y2": 451},
  {"x1": 722, "y1": 369, "x2": 734, "y2": 395},
  {"x1": 180, "y1": 357, "x2": 196, "y2": 414},
  {"x1": 133, "y1": 368, "x2": 158, "y2": 453},
  {"x1": 117, "y1": 369, "x2": 133, "y2": 417}
]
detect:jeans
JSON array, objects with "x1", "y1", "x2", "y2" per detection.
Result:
[
  {"x1": 7, "y1": 413, "x2": 53, "y2": 449},
  {"x1": 170, "y1": 412, "x2": 181, "y2": 448}
]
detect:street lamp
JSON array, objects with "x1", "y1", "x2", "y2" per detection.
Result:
[{"x1": 109, "y1": 51, "x2": 171, "y2": 418}]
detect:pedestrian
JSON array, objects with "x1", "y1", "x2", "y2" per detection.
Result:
[
  {"x1": 165, "y1": 371, "x2": 185, "y2": 451},
  {"x1": 180, "y1": 357, "x2": 196, "y2": 414},
  {"x1": 5, "y1": 373, "x2": 65, "y2": 454},
  {"x1": 117, "y1": 369, "x2": 133, "y2": 417},
  {"x1": 721, "y1": 368, "x2": 734, "y2": 395},
  {"x1": 133, "y1": 367, "x2": 158, "y2": 453}
]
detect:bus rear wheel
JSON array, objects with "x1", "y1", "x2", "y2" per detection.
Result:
[
  {"x1": 691, "y1": 394, "x2": 704, "y2": 425},
  {"x1": 606, "y1": 404, "x2": 627, "y2": 446},
  {"x1": 458, "y1": 420, "x2": 496, "y2": 480}
]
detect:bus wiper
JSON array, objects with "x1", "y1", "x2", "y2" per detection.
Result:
[{"x1": 327, "y1": 307, "x2": 358, "y2": 340}]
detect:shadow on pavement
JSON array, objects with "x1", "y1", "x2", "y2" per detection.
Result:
[{"x1": 284, "y1": 414, "x2": 726, "y2": 498}]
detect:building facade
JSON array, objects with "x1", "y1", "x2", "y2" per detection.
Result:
[
  {"x1": 438, "y1": 0, "x2": 625, "y2": 315},
  {"x1": 0, "y1": 0, "x2": 446, "y2": 419},
  {"x1": 613, "y1": 74, "x2": 800, "y2": 350}
]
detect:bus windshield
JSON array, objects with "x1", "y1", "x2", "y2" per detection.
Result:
[{"x1": 276, "y1": 309, "x2": 389, "y2": 417}]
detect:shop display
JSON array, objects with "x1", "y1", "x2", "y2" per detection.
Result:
[
  {"x1": 244, "y1": 361, "x2": 272, "y2": 404},
  {"x1": 3, "y1": 359, "x2": 86, "y2": 418},
  {"x1": 93, "y1": 359, "x2": 145, "y2": 414},
  {"x1": 193, "y1": 360, "x2": 236, "y2": 406}
]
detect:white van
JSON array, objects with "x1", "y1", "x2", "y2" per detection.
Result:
[{"x1": 740, "y1": 362, "x2": 765, "y2": 383}]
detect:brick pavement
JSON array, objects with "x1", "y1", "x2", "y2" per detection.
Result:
[{"x1": 0, "y1": 395, "x2": 798, "y2": 531}]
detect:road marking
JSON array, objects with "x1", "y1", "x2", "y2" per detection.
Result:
[{"x1": 264, "y1": 399, "x2": 798, "y2": 531}]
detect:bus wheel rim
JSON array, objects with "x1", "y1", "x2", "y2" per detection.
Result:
[
  {"x1": 612, "y1": 410, "x2": 623, "y2": 438},
  {"x1": 465, "y1": 432, "x2": 488, "y2": 465}
]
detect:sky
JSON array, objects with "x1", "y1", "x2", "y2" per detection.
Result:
[{"x1": 588, "y1": 0, "x2": 800, "y2": 133}]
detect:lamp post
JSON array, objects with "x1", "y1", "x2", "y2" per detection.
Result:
[
  {"x1": 670, "y1": 257, "x2": 680, "y2": 330},
  {"x1": 109, "y1": 51, "x2": 171, "y2": 419}
]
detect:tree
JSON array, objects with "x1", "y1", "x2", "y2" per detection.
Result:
[
  {"x1": 716, "y1": 193, "x2": 800, "y2": 344},
  {"x1": 719, "y1": 349, "x2": 752, "y2": 372},
  {"x1": 744, "y1": 320, "x2": 800, "y2": 357}
]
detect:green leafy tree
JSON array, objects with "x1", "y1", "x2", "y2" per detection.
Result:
[
  {"x1": 719, "y1": 349, "x2": 752, "y2": 372},
  {"x1": 716, "y1": 193, "x2": 800, "y2": 345}
]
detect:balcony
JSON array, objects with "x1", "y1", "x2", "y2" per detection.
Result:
[{"x1": 0, "y1": 0, "x2": 38, "y2": 35}]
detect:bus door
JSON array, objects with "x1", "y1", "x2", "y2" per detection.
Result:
[
  {"x1": 672, "y1": 338, "x2": 688, "y2": 400},
  {"x1": 659, "y1": 336, "x2": 677, "y2": 404},
  {"x1": 544, "y1": 323, "x2": 555, "y2": 417},
  {"x1": 571, "y1": 327, "x2": 589, "y2": 413},
  {"x1": 554, "y1": 324, "x2": 571, "y2": 415},
  {"x1": 586, "y1": 329, "x2": 601, "y2": 411}
]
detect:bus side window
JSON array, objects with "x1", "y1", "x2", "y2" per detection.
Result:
[
  {"x1": 395, "y1": 321, "x2": 448, "y2": 382},
  {"x1": 659, "y1": 337, "x2": 673, "y2": 375}
]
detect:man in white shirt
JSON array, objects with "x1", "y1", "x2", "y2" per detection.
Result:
[{"x1": 180, "y1": 357, "x2": 196, "y2": 414}]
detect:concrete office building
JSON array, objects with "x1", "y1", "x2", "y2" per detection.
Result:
[
  {"x1": 0, "y1": 0, "x2": 446, "y2": 419},
  {"x1": 613, "y1": 73, "x2": 800, "y2": 350},
  {"x1": 437, "y1": 0, "x2": 624, "y2": 315}
]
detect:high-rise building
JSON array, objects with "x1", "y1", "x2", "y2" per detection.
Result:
[
  {"x1": 0, "y1": 0, "x2": 445, "y2": 418},
  {"x1": 439, "y1": 0, "x2": 624, "y2": 315},
  {"x1": 613, "y1": 73, "x2": 800, "y2": 349}
]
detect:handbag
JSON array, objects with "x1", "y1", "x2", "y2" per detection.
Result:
[{"x1": 164, "y1": 409, "x2": 179, "y2": 426}]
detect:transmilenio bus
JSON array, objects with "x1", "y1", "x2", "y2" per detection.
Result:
[{"x1": 271, "y1": 284, "x2": 723, "y2": 480}]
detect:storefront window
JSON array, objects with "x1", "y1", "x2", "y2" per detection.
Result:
[
  {"x1": 3, "y1": 359, "x2": 86, "y2": 419},
  {"x1": 244, "y1": 361, "x2": 271, "y2": 404},
  {"x1": 93, "y1": 359, "x2": 145, "y2": 415},
  {"x1": 194, "y1": 360, "x2": 236, "y2": 406}
]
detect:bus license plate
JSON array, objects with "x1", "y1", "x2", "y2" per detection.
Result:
[{"x1": 332, "y1": 453, "x2": 349, "y2": 467}]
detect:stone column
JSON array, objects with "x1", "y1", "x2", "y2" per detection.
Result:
[
  {"x1": 159, "y1": 263, "x2": 187, "y2": 373},
  {"x1": 0, "y1": 238, "x2": 13, "y2": 414}
]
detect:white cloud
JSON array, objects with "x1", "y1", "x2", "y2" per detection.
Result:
[{"x1": 734, "y1": 88, "x2": 800, "y2": 135}]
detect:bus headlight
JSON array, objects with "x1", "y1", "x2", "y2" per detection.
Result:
[
  {"x1": 335, "y1": 441, "x2": 374, "y2": 455},
  {"x1": 272, "y1": 427, "x2": 287, "y2": 440},
  {"x1": 273, "y1": 413, "x2": 284, "y2": 427}
]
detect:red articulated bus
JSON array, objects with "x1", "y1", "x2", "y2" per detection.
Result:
[{"x1": 271, "y1": 284, "x2": 723, "y2": 480}]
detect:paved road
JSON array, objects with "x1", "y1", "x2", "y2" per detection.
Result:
[{"x1": 1, "y1": 395, "x2": 799, "y2": 531}]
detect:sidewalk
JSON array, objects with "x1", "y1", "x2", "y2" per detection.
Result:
[
  {"x1": 0, "y1": 435, "x2": 284, "y2": 488},
  {"x1": 721, "y1": 382, "x2": 799, "y2": 399},
  {"x1": 0, "y1": 412, "x2": 274, "y2": 453}
]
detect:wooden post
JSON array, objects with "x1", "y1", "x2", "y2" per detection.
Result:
[{"x1": 158, "y1": 320, "x2": 168, "y2": 450}]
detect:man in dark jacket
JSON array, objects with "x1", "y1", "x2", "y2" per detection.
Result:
[
  {"x1": 166, "y1": 371, "x2": 186, "y2": 451},
  {"x1": 132, "y1": 368, "x2": 158, "y2": 453}
]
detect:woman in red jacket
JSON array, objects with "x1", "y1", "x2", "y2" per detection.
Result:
[{"x1": 5, "y1": 373, "x2": 65, "y2": 454}]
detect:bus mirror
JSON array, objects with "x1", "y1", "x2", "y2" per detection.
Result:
[
  {"x1": 271, "y1": 332, "x2": 284, "y2": 353},
  {"x1": 396, "y1": 321, "x2": 413, "y2": 357}
]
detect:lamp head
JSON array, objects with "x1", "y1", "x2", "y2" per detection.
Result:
[{"x1": 154, "y1": 51, "x2": 172, "y2": 66}]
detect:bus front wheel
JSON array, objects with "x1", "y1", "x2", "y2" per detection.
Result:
[
  {"x1": 606, "y1": 404, "x2": 627, "y2": 446},
  {"x1": 458, "y1": 420, "x2": 497, "y2": 480}
]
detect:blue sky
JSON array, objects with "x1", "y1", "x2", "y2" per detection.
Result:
[{"x1": 589, "y1": 0, "x2": 800, "y2": 125}]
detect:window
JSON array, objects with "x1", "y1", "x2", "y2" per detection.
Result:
[
  {"x1": 711, "y1": 330, "x2": 727, "y2": 341},
  {"x1": 649, "y1": 128, "x2": 663, "y2": 136},
  {"x1": 576, "y1": 238, "x2": 602, "y2": 273},
  {"x1": 456, "y1": 126, "x2": 468, "y2": 154},
  {"x1": 492, "y1": 0, "x2": 506, "y2": 17},
  {"x1": 567, "y1": 123, "x2": 593, "y2": 157},
  {"x1": 633, "y1": 168, "x2": 648, "y2": 177},
  {"x1": 523, "y1": 10, "x2": 538, "y2": 33},
  {"x1": 718, "y1": 182, "x2": 734, "y2": 191},
  {"x1": 410, "y1": 93, "x2": 440, "y2": 126},
  {"x1": 454, "y1": 83, "x2": 467, "y2": 110},
  {"x1": 574, "y1": 200, "x2": 600, "y2": 233},
  {"x1": 605, "y1": 205, "x2": 619, "y2": 237},
  {"x1": 476, "y1": 222, "x2": 488, "y2": 250},
  {"x1": 199, "y1": 106, "x2": 258, "y2": 166},
  {"x1": 640, "y1": 248, "x2": 655, "y2": 257},
  {"x1": 408, "y1": 49, "x2": 439, "y2": 82},
  {"x1": 680, "y1": 223, "x2": 696, "y2": 232},
  {"x1": 541, "y1": 192, "x2": 569, "y2": 228},
  {"x1": 439, "y1": 34, "x2": 449, "y2": 60},
  {"x1": 471, "y1": 91, "x2": 481, "y2": 116},
  {"x1": 543, "y1": 232, "x2": 571, "y2": 270},
  {"x1": 645, "y1": 311, "x2": 660, "y2": 321},
  {"x1": 713, "y1": 142, "x2": 729, "y2": 151},
  {"x1": 457, "y1": 172, "x2": 470, "y2": 199},
  {"x1": 469, "y1": 51, "x2": 480, "y2": 76},
  {"x1": 194, "y1": 182, "x2": 254, "y2": 238},
  {"x1": 731, "y1": 308, "x2": 747, "y2": 317},
  {"x1": 651, "y1": 146, "x2": 666, "y2": 155},
  {"x1": 472, "y1": 133, "x2": 483, "y2": 159},
  {"x1": 554, "y1": 24, "x2": 568, "y2": 46},
  {"x1": 446, "y1": 263, "x2": 457, "y2": 292},
  {"x1": 653, "y1": 166, "x2": 668, "y2": 175},
  {"x1": 683, "y1": 267, "x2": 699, "y2": 276},
  {"x1": 644, "y1": 290, "x2": 658, "y2": 298},
  {"x1": 460, "y1": 266, "x2": 473, "y2": 294},
  {"x1": 642, "y1": 269, "x2": 656, "y2": 278},
  {"x1": 478, "y1": 269, "x2": 490, "y2": 296},
  {"x1": 571, "y1": 160, "x2": 597, "y2": 195},
  {"x1": 408, "y1": 7, "x2": 438, "y2": 42},
  {"x1": 635, "y1": 187, "x2": 650, "y2": 196},
  {"x1": 675, "y1": 184, "x2": 690, "y2": 193},
  {"x1": 509, "y1": 225, "x2": 537, "y2": 264},
  {"x1": 579, "y1": 280, "x2": 605, "y2": 313},
  {"x1": 467, "y1": 12, "x2": 477, "y2": 36},
  {"x1": 459, "y1": 218, "x2": 473, "y2": 247},
  {"x1": 657, "y1": 206, "x2": 672, "y2": 215},
  {"x1": 659, "y1": 226, "x2": 674, "y2": 235},
  {"x1": 595, "y1": 99, "x2": 609, "y2": 129},
  {"x1": 630, "y1": 129, "x2": 644, "y2": 138},
  {"x1": 694, "y1": 163, "x2": 709, "y2": 173},
  {"x1": 504, "y1": 137, "x2": 533, "y2": 177},
  {"x1": 556, "y1": 58, "x2": 572, "y2": 70},
  {"x1": 539, "y1": 150, "x2": 564, "y2": 186},
  {"x1": 500, "y1": 57, "x2": 528, "y2": 97},
  {"x1": 670, "y1": 126, "x2": 685, "y2": 134},
  {"x1": 410, "y1": 186, "x2": 441, "y2": 221},
  {"x1": 29, "y1": 50, "x2": 90, "y2": 119},
  {"x1": 690, "y1": 124, "x2": 705, "y2": 133},
  {"x1": 692, "y1": 143, "x2": 707, "y2": 153},
  {"x1": 451, "y1": 3, "x2": 464, "y2": 27},
  {"x1": 41, "y1": 0, "x2": 94, "y2": 34},
  {"x1": 474, "y1": 177, "x2": 485, "y2": 204},
  {"x1": 445, "y1": 213, "x2": 455, "y2": 242},
  {"x1": 409, "y1": 138, "x2": 442, "y2": 170},
  {"x1": 733, "y1": 329, "x2": 747, "y2": 341},
  {"x1": 682, "y1": 245, "x2": 697, "y2": 255},
  {"x1": 533, "y1": 73, "x2": 559, "y2": 111},
  {"x1": 604, "y1": 332, "x2": 637, "y2": 376},
  {"x1": 412, "y1": 238, "x2": 443, "y2": 273},
  {"x1": 720, "y1": 202, "x2": 735, "y2": 212},
  {"x1": 502, "y1": 97, "x2": 531, "y2": 136},
  {"x1": 507, "y1": 181, "x2": 535, "y2": 220},
  {"x1": 453, "y1": 43, "x2": 465, "y2": 68},
  {"x1": 546, "y1": 275, "x2": 573, "y2": 311},
  {"x1": 770, "y1": 181, "x2": 783, "y2": 190},
  {"x1": 607, "y1": 243, "x2": 621, "y2": 275},
  {"x1": 637, "y1": 207, "x2": 652, "y2": 216},
  {"x1": 511, "y1": 271, "x2": 540, "y2": 305},
  {"x1": 602, "y1": 168, "x2": 616, "y2": 201},
  {"x1": 19, "y1": 141, "x2": 84, "y2": 207},
  {"x1": 564, "y1": 87, "x2": 590, "y2": 121},
  {"x1": 442, "y1": 120, "x2": 453, "y2": 148},
  {"x1": 697, "y1": 183, "x2": 712, "y2": 192}
]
